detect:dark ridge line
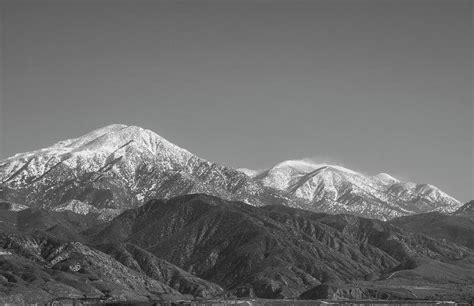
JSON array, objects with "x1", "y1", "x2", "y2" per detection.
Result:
[
  {"x1": 109, "y1": 140, "x2": 135, "y2": 157},
  {"x1": 79, "y1": 140, "x2": 135, "y2": 183},
  {"x1": 92, "y1": 174, "x2": 105, "y2": 182},
  {"x1": 80, "y1": 156, "x2": 125, "y2": 184},
  {"x1": 29, "y1": 154, "x2": 76, "y2": 184},
  {"x1": 3, "y1": 132, "x2": 133, "y2": 185},
  {"x1": 29, "y1": 161, "x2": 64, "y2": 184},
  {"x1": 287, "y1": 166, "x2": 329, "y2": 193},
  {"x1": 97, "y1": 156, "x2": 124, "y2": 174},
  {"x1": 2, "y1": 158, "x2": 35, "y2": 184}
]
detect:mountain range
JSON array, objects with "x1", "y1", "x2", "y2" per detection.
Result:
[
  {"x1": 1, "y1": 194, "x2": 473, "y2": 303},
  {"x1": 0, "y1": 124, "x2": 472, "y2": 303},
  {"x1": 0, "y1": 124, "x2": 462, "y2": 220}
]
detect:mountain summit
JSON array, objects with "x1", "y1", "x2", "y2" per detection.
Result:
[
  {"x1": 0, "y1": 124, "x2": 461, "y2": 220},
  {"x1": 0, "y1": 124, "x2": 301, "y2": 219},
  {"x1": 245, "y1": 159, "x2": 461, "y2": 220}
]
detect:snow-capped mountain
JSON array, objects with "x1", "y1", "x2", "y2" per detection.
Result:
[
  {"x1": 247, "y1": 159, "x2": 461, "y2": 220},
  {"x1": 0, "y1": 124, "x2": 302, "y2": 219},
  {"x1": 0, "y1": 125, "x2": 462, "y2": 220}
]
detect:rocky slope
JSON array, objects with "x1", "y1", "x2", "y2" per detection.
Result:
[
  {"x1": 96, "y1": 243, "x2": 224, "y2": 298},
  {"x1": 453, "y1": 200, "x2": 474, "y2": 220},
  {"x1": 390, "y1": 200, "x2": 474, "y2": 250},
  {"x1": 88, "y1": 194, "x2": 474, "y2": 299},
  {"x1": 0, "y1": 207, "x2": 224, "y2": 303},
  {"x1": 0, "y1": 232, "x2": 186, "y2": 303},
  {"x1": 1, "y1": 194, "x2": 473, "y2": 302},
  {"x1": 247, "y1": 160, "x2": 461, "y2": 220}
]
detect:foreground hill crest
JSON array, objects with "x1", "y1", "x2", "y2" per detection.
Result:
[{"x1": 1, "y1": 193, "x2": 473, "y2": 303}]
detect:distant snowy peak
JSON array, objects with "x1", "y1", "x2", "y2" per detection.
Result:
[
  {"x1": 254, "y1": 160, "x2": 357, "y2": 193},
  {"x1": 0, "y1": 125, "x2": 463, "y2": 221},
  {"x1": 0, "y1": 124, "x2": 303, "y2": 220},
  {"x1": 270, "y1": 160, "x2": 357, "y2": 174},
  {"x1": 254, "y1": 159, "x2": 462, "y2": 219},
  {"x1": 374, "y1": 173, "x2": 400, "y2": 183},
  {"x1": 0, "y1": 124, "x2": 197, "y2": 185},
  {"x1": 3, "y1": 124, "x2": 193, "y2": 161}
]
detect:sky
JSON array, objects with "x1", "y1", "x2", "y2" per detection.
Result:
[{"x1": 0, "y1": 0, "x2": 472, "y2": 202}]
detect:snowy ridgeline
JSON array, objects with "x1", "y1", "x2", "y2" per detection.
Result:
[{"x1": 0, "y1": 124, "x2": 462, "y2": 220}]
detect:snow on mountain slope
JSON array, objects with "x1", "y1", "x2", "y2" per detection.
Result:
[
  {"x1": 237, "y1": 168, "x2": 260, "y2": 177},
  {"x1": 0, "y1": 124, "x2": 303, "y2": 219},
  {"x1": 0, "y1": 124, "x2": 193, "y2": 184},
  {"x1": 253, "y1": 159, "x2": 462, "y2": 220},
  {"x1": 0, "y1": 125, "x2": 462, "y2": 221}
]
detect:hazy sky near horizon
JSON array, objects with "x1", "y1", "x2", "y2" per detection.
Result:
[{"x1": 0, "y1": 0, "x2": 472, "y2": 201}]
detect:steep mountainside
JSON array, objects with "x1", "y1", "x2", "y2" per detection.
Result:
[
  {"x1": 453, "y1": 200, "x2": 474, "y2": 220},
  {"x1": 391, "y1": 202, "x2": 474, "y2": 250},
  {"x1": 0, "y1": 208, "x2": 224, "y2": 303},
  {"x1": 89, "y1": 194, "x2": 474, "y2": 299},
  {"x1": 0, "y1": 124, "x2": 303, "y2": 219},
  {"x1": 96, "y1": 243, "x2": 223, "y2": 298},
  {"x1": 0, "y1": 232, "x2": 186, "y2": 303},
  {"x1": 247, "y1": 160, "x2": 461, "y2": 220},
  {"x1": 1, "y1": 194, "x2": 473, "y2": 302},
  {"x1": 0, "y1": 204, "x2": 101, "y2": 242}
]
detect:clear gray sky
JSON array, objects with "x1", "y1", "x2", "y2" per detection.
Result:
[{"x1": 0, "y1": 0, "x2": 472, "y2": 202}]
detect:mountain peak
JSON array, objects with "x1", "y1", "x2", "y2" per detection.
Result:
[
  {"x1": 90, "y1": 123, "x2": 128, "y2": 133},
  {"x1": 27, "y1": 124, "x2": 194, "y2": 161},
  {"x1": 271, "y1": 159, "x2": 357, "y2": 175},
  {"x1": 374, "y1": 173, "x2": 399, "y2": 183},
  {"x1": 0, "y1": 124, "x2": 464, "y2": 221},
  {"x1": 253, "y1": 158, "x2": 461, "y2": 219},
  {"x1": 0, "y1": 124, "x2": 196, "y2": 192},
  {"x1": 0, "y1": 124, "x2": 297, "y2": 218}
]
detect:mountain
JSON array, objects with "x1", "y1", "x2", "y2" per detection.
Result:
[
  {"x1": 0, "y1": 231, "x2": 187, "y2": 303},
  {"x1": 453, "y1": 200, "x2": 474, "y2": 220},
  {"x1": 247, "y1": 159, "x2": 461, "y2": 220},
  {"x1": 0, "y1": 204, "x2": 101, "y2": 242},
  {"x1": 0, "y1": 124, "x2": 462, "y2": 220},
  {"x1": 1, "y1": 193, "x2": 473, "y2": 302},
  {"x1": 390, "y1": 200, "x2": 474, "y2": 250},
  {"x1": 0, "y1": 124, "x2": 303, "y2": 220},
  {"x1": 391, "y1": 212, "x2": 474, "y2": 250},
  {"x1": 96, "y1": 243, "x2": 224, "y2": 298},
  {"x1": 88, "y1": 194, "x2": 474, "y2": 300},
  {"x1": 0, "y1": 206, "x2": 224, "y2": 303}
]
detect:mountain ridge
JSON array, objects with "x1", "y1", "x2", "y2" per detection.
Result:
[
  {"x1": 87, "y1": 194, "x2": 474, "y2": 299},
  {"x1": 0, "y1": 124, "x2": 462, "y2": 220},
  {"x1": 1, "y1": 193, "x2": 473, "y2": 302},
  {"x1": 249, "y1": 159, "x2": 461, "y2": 220},
  {"x1": 0, "y1": 124, "x2": 306, "y2": 219}
]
